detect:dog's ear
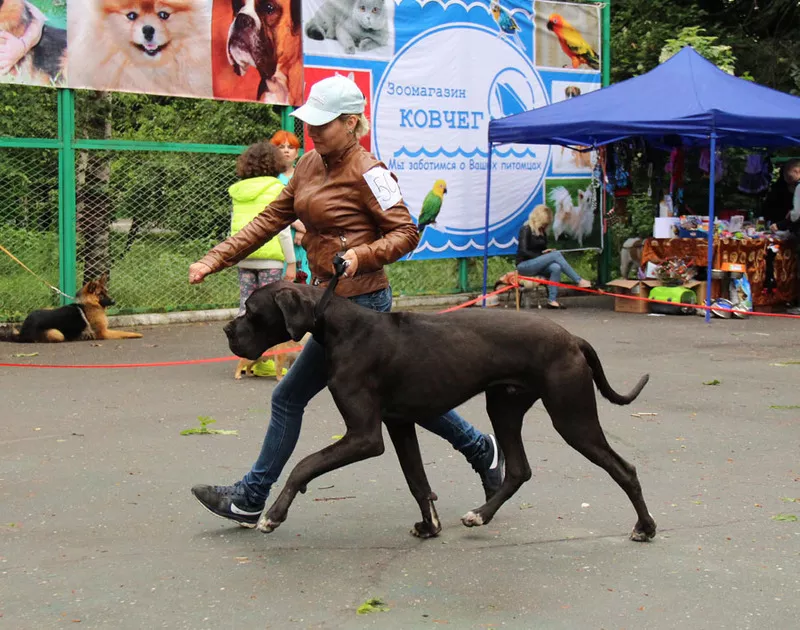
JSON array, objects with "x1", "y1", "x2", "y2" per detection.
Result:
[
  {"x1": 85, "y1": 280, "x2": 97, "y2": 294},
  {"x1": 290, "y1": 0, "x2": 302, "y2": 32},
  {"x1": 273, "y1": 288, "x2": 315, "y2": 341}
]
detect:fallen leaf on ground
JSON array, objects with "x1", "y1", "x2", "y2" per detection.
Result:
[
  {"x1": 771, "y1": 513, "x2": 798, "y2": 522},
  {"x1": 356, "y1": 598, "x2": 389, "y2": 615},
  {"x1": 180, "y1": 416, "x2": 238, "y2": 436},
  {"x1": 703, "y1": 379, "x2": 721, "y2": 386}
]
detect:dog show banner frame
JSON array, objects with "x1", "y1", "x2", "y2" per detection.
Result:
[
  {"x1": 0, "y1": 0, "x2": 305, "y2": 106},
  {"x1": 301, "y1": 0, "x2": 605, "y2": 261}
]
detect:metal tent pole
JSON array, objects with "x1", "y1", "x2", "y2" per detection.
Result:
[{"x1": 704, "y1": 132, "x2": 717, "y2": 322}]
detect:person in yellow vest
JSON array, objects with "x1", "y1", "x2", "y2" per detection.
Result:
[{"x1": 229, "y1": 142, "x2": 296, "y2": 376}]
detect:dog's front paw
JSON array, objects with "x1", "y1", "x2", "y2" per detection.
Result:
[
  {"x1": 630, "y1": 516, "x2": 657, "y2": 542},
  {"x1": 629, "y1": 528, "x2": 654, "y2": 542},
  {"x1": 411, "y1": 520, "x2": 441, "y2": 539},
  {"x1": 256, "y1": 515, "x2": 280, "y2": 533},
  {"x1": 344, "y1": 45, "x2": 355, "y2": 54},
  {"x1": 460, "y1": 510, "x2": 485, "y2": 527}
]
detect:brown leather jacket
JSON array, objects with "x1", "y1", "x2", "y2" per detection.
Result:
[{"x1": 199, "y1": 139, "x2": 420, "y2": 298}]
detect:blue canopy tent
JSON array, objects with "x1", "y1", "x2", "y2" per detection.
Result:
[{"x1": 485, "y1": 47, "x2": 800, "y2": 319}]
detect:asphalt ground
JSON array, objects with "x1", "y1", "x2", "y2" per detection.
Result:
[{"x1": 1, "y1": 297, "x2": 799, "y2": 629}]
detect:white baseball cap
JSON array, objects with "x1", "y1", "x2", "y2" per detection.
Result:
[{"x1": 291, "y1": 75, "x2": 366, "y2": 126}]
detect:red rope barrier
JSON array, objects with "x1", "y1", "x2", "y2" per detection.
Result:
[
  {"x1": 516, "y1": 274, "x2": 800, "y2": 319},
  {"x1": 0, "y1": 344, "x2": 303, "y2": 369},
  {"x1": 2, "y1": 277, "x2": 796, "y2": 370}
]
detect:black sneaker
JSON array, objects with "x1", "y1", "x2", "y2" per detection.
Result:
[
  {"x1": 191, "y1": 483, "x2": 264, "y2": 528},
  {"x1": 475, "y1": 434, "x2": 505, "y2": 501}
]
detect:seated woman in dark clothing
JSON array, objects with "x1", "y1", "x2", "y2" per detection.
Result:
[
  {"x1": 764, "y1": 159, "x2": 800, "y2": 227},
  {"x1": 516, "y1": 204, "x2": 592, "y2": 309}
]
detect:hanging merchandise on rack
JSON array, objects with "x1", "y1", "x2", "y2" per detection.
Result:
[{"x1": 738, "y1": 153, "x2": 772, "y2": 195}]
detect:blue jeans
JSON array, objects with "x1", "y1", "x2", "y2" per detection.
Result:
[
  {"x1": 240, "y1": 286, "x2": 489, "y2": 503},
  {"x1": 517, "y1": 251, "x2": 582, "y2": 302}
]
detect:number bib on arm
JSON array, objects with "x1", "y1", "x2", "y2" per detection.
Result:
[{"x1": 363, "y1": 166, "x2": 403, "y2": 211}]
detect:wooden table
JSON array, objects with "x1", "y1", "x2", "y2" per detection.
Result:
[{"x1": 641, "y1": 237, "x2": 797, "y2": 307}]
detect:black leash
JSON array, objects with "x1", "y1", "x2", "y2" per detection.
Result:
[{"x1": 312, "y1": 255, "x2": 348, "y2": 337}]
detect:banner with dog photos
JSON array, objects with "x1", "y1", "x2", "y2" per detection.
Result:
[
  {"x1": 0, "y1": 0, "x2": 304, "y2": 105},
  {"x1": 301, "y1": 0, "x2": 603, "y2": 259}
]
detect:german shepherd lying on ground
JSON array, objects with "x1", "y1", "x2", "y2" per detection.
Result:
[{"x1": 0, "y1": 275, "x2": 142, "y2": 343}]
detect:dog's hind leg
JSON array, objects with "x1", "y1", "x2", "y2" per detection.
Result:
[
  {"x1": 258, "y1": 389, "x2": 385, "y2": 533},
  {"x1": 462, "y1": 386, "x2": 536, "y2": 528},
  {"x1": 97, "y1": 329, "x2": 143, "y2": 339},
  {"x1": 43, "y1": 329, "x2": 65, "y2": 342},
  {"x1": 543, "y1": 378, "x2": 656, "y2": 542},
  {"x1": 385, "y1": 422, "x2": 441, "y2": 539}
]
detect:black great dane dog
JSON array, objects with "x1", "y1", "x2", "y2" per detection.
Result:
[{"x1": 224, "y1": 278, "x2": 657, "y2": 542}]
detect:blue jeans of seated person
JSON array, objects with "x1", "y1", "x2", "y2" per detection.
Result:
[
  {"x1": 240, "y1": 285, "x2": 490, "y2": 504},
  {"x1": 517, "y1": 251, "x2": 582, "y2": 303}
]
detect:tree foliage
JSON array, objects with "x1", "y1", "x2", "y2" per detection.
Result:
[
  {"x1": 659, "y1": 26, "x2": 739, "y2": 75},
  {"x1": 611, "y1": 0, "x2": 800, "y2": 94}
]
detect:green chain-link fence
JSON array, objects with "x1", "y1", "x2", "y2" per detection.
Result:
[
  {"x1": 74, "y1": 149, "x2": 242, "y2": 315},
  {"x1": 1, "y1": 88, "x2": 519, "y2": 323},
  {"x1": 0, "y1": 147, "x2": 61, "y2": 321}
]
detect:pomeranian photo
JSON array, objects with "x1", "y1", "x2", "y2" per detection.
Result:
[{"x1": 68, "y1": 0, "x2": 212, "y2": 97}]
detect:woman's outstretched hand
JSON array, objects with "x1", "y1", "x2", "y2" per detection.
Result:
[{"x1": 188, "y1": 262, "x2": 212, "y2": 284}]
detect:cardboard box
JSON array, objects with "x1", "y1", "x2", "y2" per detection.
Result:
[
  {"x1": 606, "y1": 279, "x2": 650, "y2": 314},
  {"x1": 693, "y1": 280, "x2": 723, "y2": 303}
]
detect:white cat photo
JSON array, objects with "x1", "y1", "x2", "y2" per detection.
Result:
[{"x1": 303, "y1": 0, "x2": 395, "y2": 61}]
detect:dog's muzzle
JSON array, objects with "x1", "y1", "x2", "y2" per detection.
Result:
[{"x1": 223, "y1": 318, "x2": 245, "y2": 350}]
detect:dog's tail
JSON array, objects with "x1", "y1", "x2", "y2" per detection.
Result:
[
  {"x1": 0, "y1": 327, "x2": 22, "y2": 342},
  {"x1": 576, "y1": 337, "x2": 649, "y2": 405}
]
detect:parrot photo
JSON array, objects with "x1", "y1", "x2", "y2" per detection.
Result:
[
  {"x1": 490, "y1": 1, "x2": 526, "y2": 52},
  {"x1": 417, "y1": 180, "x2": 447, "y2": 235},
  {"x1": 546, "y1": 13, "x2": 599, "y2": 70}
]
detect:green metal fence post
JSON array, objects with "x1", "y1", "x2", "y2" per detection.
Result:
[
  {"x1": 458, "y1": 258, "x2": 469, "y2": 293},
  {"x1": 281, "y1": 106, "x2": 295, "y2": 131},
  {"x1": 57, "y1": 88, "x2": 77, "y2": 304},
  {"x1": 599, "y1": 0, "x2": 612, "y2": 285}
]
